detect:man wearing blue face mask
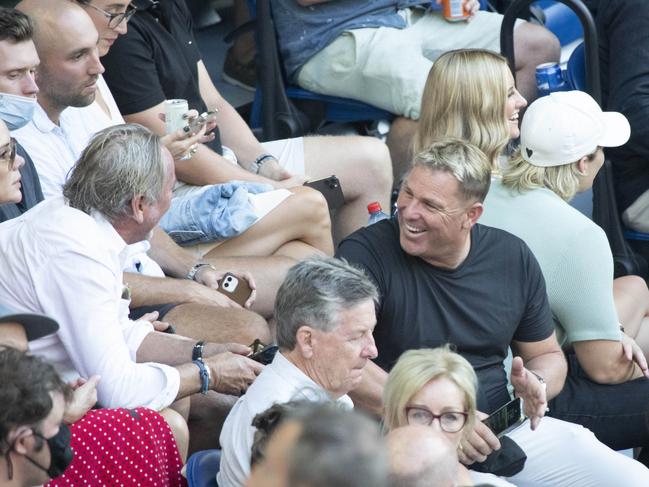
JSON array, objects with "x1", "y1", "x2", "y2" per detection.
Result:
[{"x1": 0, "y1": 8, "x2": 43, "y2": 223}]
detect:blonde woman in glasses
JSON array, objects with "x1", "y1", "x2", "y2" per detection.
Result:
[{"x1": 383, "y1": 347, "x2": 515, "y2": 487}]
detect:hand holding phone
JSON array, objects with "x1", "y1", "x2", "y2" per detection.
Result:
[
  {"x1": 217, "y1": 272, "x2": 253, "y2": 307},
  {"x1": 249, "y1": 339, "x2": 279, "y2": 365},
  {"x1": 482, "y1": 397, "x2": 525, "y2": 437},
  {"x1": 304, "y1": 175, "x2": 345, "y2": 209},
  {"x1": 187, "y1": 109, "x2": 218, "y2": 134}
]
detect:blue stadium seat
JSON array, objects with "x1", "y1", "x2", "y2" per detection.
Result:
[
  {"x1": 533, "y1": 0, "x2": 583, "y2": 46},
  {"x1": 185, "y1": 449, "x2": 221, "y2": 487}
]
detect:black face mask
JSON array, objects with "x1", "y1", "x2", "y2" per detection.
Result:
[{"x1": 25, "y1": 423, "x2": 74, "y2": 479}]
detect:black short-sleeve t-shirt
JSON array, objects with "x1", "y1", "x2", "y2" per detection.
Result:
[
  {"x1": 336, "y1": 218, "x2": 554, "y2": 413},
  {"x1": 101, "y1": 0, "x2": 223, "y2": 154},
  {"x1": 101, "y1": 0, "x2": 205, "y2": 117}
]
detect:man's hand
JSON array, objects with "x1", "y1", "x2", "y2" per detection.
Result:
[
  {"x1": 193, "y1": 268, "x2": 257, "y2": 309},
  {"x1": 203, "y1": 352, "x2": 264, "y2": 396},
  {"x1": 137, "y1": 310, "x2": 174, "y2": 332},
  {"x1": 435, "y1": 0, "x2": 480, "y2": 20},
  {"x1": 64, "y1": 375, "x2": 100, "y2": 424},
  {"x1": 458, "y1": 411, "x2": 501, "y2": 465},
  {"x1": 621, "y1": 331, "x2": 649, "y2": 378},
  {"x1": 510, "y1": 356, "x2": 547, "y2": 430}
]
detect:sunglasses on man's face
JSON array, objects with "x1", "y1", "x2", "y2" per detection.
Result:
[{"x1": 0, "y1": 138, "x2": 16, "y2": 170}]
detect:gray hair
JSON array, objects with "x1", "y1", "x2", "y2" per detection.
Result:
[
  {"x1": 410, "y1": 137, "x2": 492, "y2": 203},
  {"x1": 63, "y1": 124, "x2": 167, "y2": 223},
  {"x1": 274, "y1": 257, "x2": 378, "y2": 350},
  {"x1": 288, "y1": 403, "x2": 389, "y2": 487}
]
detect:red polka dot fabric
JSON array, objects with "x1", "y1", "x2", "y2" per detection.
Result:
[{"x1": 46, "y1": 407, "x2": 187, "y2": 487}]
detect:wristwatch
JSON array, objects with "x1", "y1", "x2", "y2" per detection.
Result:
[
  {"x1": 186, "y1": 262, "x2": 216, "y2": 281},
  {"x1": 192, "y1": 340, "x2": 205, "y2": 361}
]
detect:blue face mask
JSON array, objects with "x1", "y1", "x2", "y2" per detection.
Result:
[{"x1": 0, "y1": 92, "x2": 37, "y2": 131}]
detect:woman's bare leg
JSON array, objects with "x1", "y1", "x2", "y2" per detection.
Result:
[{"x1": 204, "y1": 186, "x2": 333, "y2": 258}]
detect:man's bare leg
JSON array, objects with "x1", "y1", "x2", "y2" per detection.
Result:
[
  {"x1": 385, "y1": 117, "x2": 418, "y2": 183},
  {"x1": 514, "y1": 23, "x2": 561, "y2": 102},
  {"x1": 164, "y1": 304, "x2": 272, "y2": 345}
]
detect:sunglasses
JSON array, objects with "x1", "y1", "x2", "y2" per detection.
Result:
[{"x1": 0, "y1": 138, "x2": 16, "y2": 170}]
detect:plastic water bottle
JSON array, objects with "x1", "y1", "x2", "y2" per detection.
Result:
[{"x1": 367, "y1": 202, "x2": 389, "y2": 225}]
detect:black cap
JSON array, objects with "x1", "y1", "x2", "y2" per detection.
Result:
[{"x1": 0, "y1": 304, "x2": 59, "y2": 341}]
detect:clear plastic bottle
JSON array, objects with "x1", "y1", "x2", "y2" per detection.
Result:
[{"x1": 367, "y1": 201, "x2": 389, "y2": 225}]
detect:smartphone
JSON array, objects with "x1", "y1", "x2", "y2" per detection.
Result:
[
  {"x1": 304, "y1": 175, "x2": 345, "y2": 210},
  {"x1": 483, "y1": 397, "x2": 525, "y2": 437},
  {"x1": 249, "y1": 339, "x2": 279, "y2": 365},
  {"x1": 187, "y1": 109, "x2": 219, "y2": 133},
  {"x1": 217, "y1": 272, "x2": 252, "y2": 306}
]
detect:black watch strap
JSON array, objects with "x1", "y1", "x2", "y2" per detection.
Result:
[{"x1": 192, "y1": 340, "x2": 205, "y2": 361}]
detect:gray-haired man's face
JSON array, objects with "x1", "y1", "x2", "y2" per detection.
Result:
[{"x1": 305, "y1": 299, "x2": 377, "y2": 398}]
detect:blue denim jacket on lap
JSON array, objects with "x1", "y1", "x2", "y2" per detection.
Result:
[{"x1": 160, "y1": 181, "x2": 273, "y2": 245}]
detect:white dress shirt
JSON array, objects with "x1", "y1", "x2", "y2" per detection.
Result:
[
  {"x1": 217, "y1": 352, "x2": 354, "y2": 487},
  {"x1": 0, "y1": 197, "x2": 180, "y2": 410}
]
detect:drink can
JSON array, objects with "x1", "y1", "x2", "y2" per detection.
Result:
[
  {"x1": 535, "y1": 63, "x2": 567, "y2": 98},
  {"x1": 443, "y1": 0, "x2": 469, "y2": 22},
  {"x1": 164, "y1": 99, "x2": 189, "y2": 134}
]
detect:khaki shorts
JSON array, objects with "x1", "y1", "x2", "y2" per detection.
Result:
[{"x1": 297, "y1": 9, "x2": 511, "y2": 120}]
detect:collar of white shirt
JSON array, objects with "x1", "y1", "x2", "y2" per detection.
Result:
[
  {"x1": 90, "y1": 209, "x2": 130, "y2": 269},
  {"x1": 31, "y1": 102, "x2": 60, "y2": 134}
]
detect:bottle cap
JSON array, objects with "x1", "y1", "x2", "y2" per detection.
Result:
[{"x1": 367, "y1": 202, "x2": 382, "y2": 213}]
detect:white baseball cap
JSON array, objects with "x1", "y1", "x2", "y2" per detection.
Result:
[{"x1": 520, "y1": 90, "x2": 630, "y2": 167}]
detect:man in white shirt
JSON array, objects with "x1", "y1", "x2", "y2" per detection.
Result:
[
  {"x1": 1, "y1": 4, "x2": 276, "y2": 349},
  {"x1": 0, "y1": 124, "x2": 263, "y2": 445},
  {"x1": 218, "y1": 257, "x2": 379, "y2": 487}
]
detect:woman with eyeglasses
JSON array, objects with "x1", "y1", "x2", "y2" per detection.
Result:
[{"x1": 383, "y1": 347, "x2": 515, "y2": 487}]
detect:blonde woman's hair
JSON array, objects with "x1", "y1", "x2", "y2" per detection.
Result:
[
  {"x1": 383, "y1": 347, "x2": 478, "y2": 437},
  {"x1": 415, "y1": 49, "x2": 511, "y2": 170},
  {"x1": 502, "y1": 148, "x2": 599, "y2": 201}
]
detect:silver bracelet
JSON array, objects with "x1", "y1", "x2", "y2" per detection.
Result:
[{"x1": 186, "y1": 262, "x2": 216, "y2": 281}]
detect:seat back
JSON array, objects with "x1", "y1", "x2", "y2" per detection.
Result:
[
  {"x1": 185, "y1": 449, "x2": 221, "y2": 487},
  {"x1": 566, "y1": 42, "x2": 586, "y2": 90}
]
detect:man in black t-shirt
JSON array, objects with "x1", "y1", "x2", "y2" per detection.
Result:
[{"x1": 337, "y1": 138, "x2": 649, "y2": 485}]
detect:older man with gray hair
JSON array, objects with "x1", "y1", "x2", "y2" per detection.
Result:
[
  {"x1": 0, "y1": 123, "x2": 262, "y2": 442},
  {"x1": 218, "y1": 256, "x2": 379, "y2": 487}
]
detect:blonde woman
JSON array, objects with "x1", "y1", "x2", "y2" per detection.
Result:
[
  {"x1": 415, "y1": 49, "x2": 526, "y2": 171},
  {"x1": 384, "y1": 348, "x2": 514, "y2": 487},
  {"x1": 386, "y1": 48, "x2": 527, "y2": 176},
  {"x1": 481, "y1": 90, "x2": 649, "y2": 455}
]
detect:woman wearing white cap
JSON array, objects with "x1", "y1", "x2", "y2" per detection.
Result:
[{"x1": 481, "y1": 90, "x2": 649, "y2": 456}]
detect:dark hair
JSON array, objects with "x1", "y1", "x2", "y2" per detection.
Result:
[
  {"x1": 0, "y1": 8, "x2": 33, "y2": 43},
  {"x1": 250, "y1": 400, "x2": 314, "y2": 467},
  {"x1": 0, "y1": 348, "x2": 71, "y2": 450}
]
